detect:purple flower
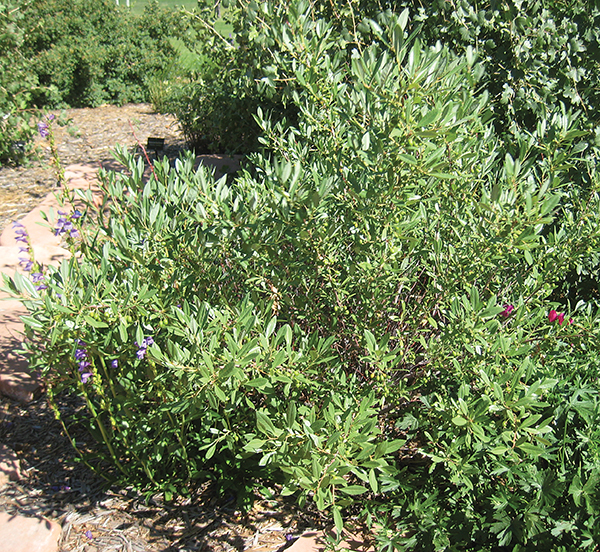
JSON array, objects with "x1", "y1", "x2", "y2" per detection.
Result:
[
  {"x1": 80, "y1": 371, "x2": 92, "y2": 384},
  {"x1": 75, "y1": 348, "x2": 87, "y2": 361},
  {"x1": 285, "y1": 533, "x2": 294, "y2": 542},
  {"x1": 111, "y1": 359, "x2": 118, "y2": 369},
  {"x1": 47, "y1": 114, "x2": 55, "y2": 122},
  {"x1": 35, "y1": 283, "x2": 47, "y2": 291},
  {"x1": 500, "y1": 304, "x2": 514, "y2": 318},
  {"x1": 38, "y1": 121, "x2": 49, "y2": 138},
  {"x1": 78, "y1": 360, "x2": 91, "y2": 372},
  {"x1": 19, "y1": 258, "x2": 33, "y2": 272},
  {"x1": 13, "y1": 223, "x2": 29, "y2": 244},
  {"x1": 31, "y1": 272, "x2": 44, "y2": 283},
  {"x1": 55, "y1": 212, "x2": 80, "y2": 238},
  {"x1": 85, "y1": 529, "x2": 93, "y2": 539},
  {"x1": 135, "y1": 337, "x2": 154, "y2": 359}
]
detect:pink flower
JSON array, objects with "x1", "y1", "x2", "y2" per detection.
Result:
[
  {"x1": 548, "y1": 310, "x2": 559, "y2": 323},
  {"x1": 557, "y1": 313, "x2": 565, "y2": 325},
  {"x1": 501, "y1": 304, "x2": 514, "y2": 317}
]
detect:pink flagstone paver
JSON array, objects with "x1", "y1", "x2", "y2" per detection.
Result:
[
  {"x1": 0, "y1": 512, "x2": 61, "y2": 552},
  {"x1": 287, "y1": 530, "x2": 375, "y2": 552}
]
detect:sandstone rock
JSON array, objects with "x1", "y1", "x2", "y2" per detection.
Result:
[{"x1": 0, "y1": 512, "x2": 61, "y2": 552}]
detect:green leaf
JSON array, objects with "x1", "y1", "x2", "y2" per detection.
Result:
[
  {"x1": 368, "y1": 469, "x2": 378, "y2": 493},
  {"x1": 333, "y1": 507, "x2": 343, "y2": 536},
  {"x1": 246, "y1": 377, "x2": 270, "y2": 389},
  {"x1": 83, "y1": 315, "x2": 108, "y2": 328},
  {"x1": 452, "y1": 416, "x2": 468, "y2": 426},
  {"x1": 340, "y1": 485, "x2": 368, "y2": 496},
  {"x1": 418, "y1": 108, "x2": 439, "y2": 128},
  {"x1": 518, "y1": 442, "x2": 546, "y2": 457},
  {"x1": 256, "y1": 411, "x2": 279, "y2": 437}
]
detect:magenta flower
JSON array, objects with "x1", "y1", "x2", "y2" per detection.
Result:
[
  {"x1": 501, "y1": 304, "x2": 514, "y2": 317},
  {"x1": 557, "y1": 313, "x2": 565, "y2": 325},
  {"x1": 548, "y1": 310, "x2": 559, "y2": 323}
]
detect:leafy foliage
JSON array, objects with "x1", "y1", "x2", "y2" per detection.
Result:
[
  {"x1": 18, "y1": 0, "x2": 193, "y2": 108},
  {"x1": 0, "y1": 0, "x2": 39, "y2": 165},
  {"x1": 5, "y1": 1, "x2": 600, "y2": 550}
]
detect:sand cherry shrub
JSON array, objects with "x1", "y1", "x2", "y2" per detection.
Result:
[{"x1": 5, "y1": 2, "x2": 600, "y2": 550}]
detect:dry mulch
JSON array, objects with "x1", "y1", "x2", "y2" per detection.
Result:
[{"x1": 0, "y1": 104, "x2": 326, "y2": 551}]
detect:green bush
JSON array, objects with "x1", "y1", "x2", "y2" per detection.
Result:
[
  {"x1": 5, "y1": 2, "x2": 600, "y2": 550},
  {"x1": 0, "y1": 0, "x2": 192, "y2": 163},
  {"x1": 0, "y1": 0, "x2": 39, "y2": 165},
  {"x1": 17, "y1": 0, "x2": 193, "y2": 108}
]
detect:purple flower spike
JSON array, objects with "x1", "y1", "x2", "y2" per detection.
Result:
[
  {"x1": 38, "y1": 121, "x2": 49, "y2": 138},
  {"x1": 20, "y1": 259, "x2": 34, "y2": 272},
  {"x1": 135, "y1": 336, "x2": 154, "y2": 359}
]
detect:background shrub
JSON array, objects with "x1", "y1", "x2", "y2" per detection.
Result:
[
  {"x1": 0, "y1": 0, "x2": 39, "y2": 165},
  {"x1": 18, "y1": 0, "x2": 193, "y2": 108}
]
